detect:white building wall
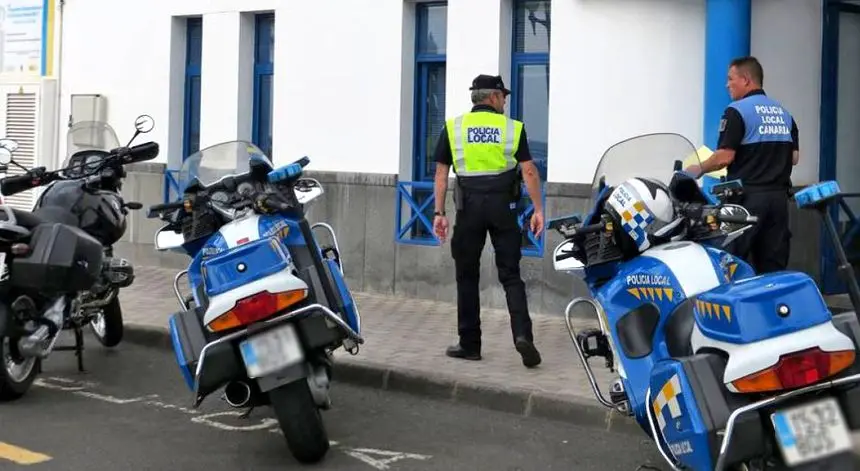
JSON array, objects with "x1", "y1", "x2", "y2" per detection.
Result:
[
  {"x1": 55, "y1": 0, "x2": 826, "y2": 185},
  {"x1": 751, "y1": 0, "x2": 822, "y2": 185}
]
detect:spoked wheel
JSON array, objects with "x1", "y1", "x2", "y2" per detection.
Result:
[
  {"x1": 90, "y1": 296, "x2": 124, "y2": 348},
  {"x1": 0, "y1": 336, "x2": 39, "y2": 401}
]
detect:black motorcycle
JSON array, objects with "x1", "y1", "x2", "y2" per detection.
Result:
[{"x1": 0, "y1": 115, "x2": 159, "y2": 401}]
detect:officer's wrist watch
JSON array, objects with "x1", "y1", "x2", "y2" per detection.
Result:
[{"x1": 434, "y1": 210, "x2": 445, "y2": 217}]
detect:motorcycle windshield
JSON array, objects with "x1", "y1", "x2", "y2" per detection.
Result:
[
  {"x1": 65, "y1": 121, "x2": 121, "y2": 164},
  {"x1": 177, "y1": 140, "x2": 273, "y2": 191},
  {"x1": 589, "y1": 133, "x2": 702, "y2": 205}
]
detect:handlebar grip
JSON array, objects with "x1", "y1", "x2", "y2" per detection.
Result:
[
  {"x1": 577, "y1": 222, "x2": 606, "y2": 235},
  {"x1": 719, "y1": 214, "x2": 757, "y2": 225},
  {"x1": 294, "y1": 156, "x2": 310, "y2": 168},
  {"x1": 555, "y1": 251, "x2": 578, "y2": 262},
  {"x1": 0, "y1": 173, "x2": 40, "y2": 196},
  {"x1": 147, "y1": 200, "x2": 185, "y2": 219},
  {"x1": 125, "y1": 142, "x2": 160, "y2": 163}
]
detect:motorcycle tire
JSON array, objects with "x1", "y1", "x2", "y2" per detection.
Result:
[
  {"x1": 90, "y1": 297, "x2": 124, "y2": 348},
  {"x1": 0, "y1": 336, "x2": 39, "y2": 401},
  {"x1": 269, "y1": 379, "x2": 330, "y2": 464}
]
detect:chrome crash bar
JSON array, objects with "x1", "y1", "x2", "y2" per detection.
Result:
[
  {"x1": 564, "y1": 297, "x2": 626, "y2": 413},
  {"x1": 191, "y1": 303, "x2": 364, "y2": 400}
]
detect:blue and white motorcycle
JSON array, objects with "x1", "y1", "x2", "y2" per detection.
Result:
[
  {"x1": 550, "y1": 133, "x2": 860, "y2": 470},
  {"x1": 147, "y1": 141, "x2": 363, "y2": 464}
]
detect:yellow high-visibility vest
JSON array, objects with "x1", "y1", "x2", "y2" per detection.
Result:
[{"x1": 446, "y1": 111, "x2": 523, "y2": 176}]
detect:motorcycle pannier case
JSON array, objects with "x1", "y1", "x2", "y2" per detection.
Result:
[{"x1": 11, "y1": 223, "x2": 103, "y2": 292}]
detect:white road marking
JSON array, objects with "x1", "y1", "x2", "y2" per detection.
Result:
[
  {"x1": 33, "y1": 375, "x2": 433, "y2": 468},
  {"x1": 191, "y1": 411, "x2": 279, "y2": 431},
  {"x1": 344, "y1": 448, "x2": 432, "y2": 470}
]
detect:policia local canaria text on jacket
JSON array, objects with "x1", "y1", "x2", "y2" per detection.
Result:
[
  {"x1": 686, "y1": 56, "x2": 799, "y2": 274},
  {"x1": 431, "y1": 74, "x2": 544, "y2": 369}
]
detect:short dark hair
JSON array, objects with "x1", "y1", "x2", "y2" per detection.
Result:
[{"x1": 730, "y1": 56, "x2": 764, "y2": 86}]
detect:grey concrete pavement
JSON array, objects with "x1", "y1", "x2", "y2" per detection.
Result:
[
  {"x1": 119, "y1": 266, "x2": 636, "y2": 433},
  {"x1": 0, "y1": 335, "x2": 667, "y2": 470}
]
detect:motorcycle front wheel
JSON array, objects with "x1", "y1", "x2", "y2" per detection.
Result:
[
  {"x1": 0, "y1": 336, "x2": 39, "y2": 401},
  {"x1": 269, "y1": 379, "x2": 330, "y2": 464},
  {"x1": 90, "y1": 296, "x2": 124, "y2": 348}
]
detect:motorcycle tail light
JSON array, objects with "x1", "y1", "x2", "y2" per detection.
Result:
[
  {"x1": 208, "y1": 289, "x2": 307, "y2": 332},
  {"x1": 731, "y1": 347, "x2": 856, "y2": 393}
]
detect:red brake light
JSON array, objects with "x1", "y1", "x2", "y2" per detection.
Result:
[
  {"x1": 208, "y1": 289, "x2": 307, "y2": 332},
  {"x1": 732, "y1": 347, "x2": 856, "y2": 393}
]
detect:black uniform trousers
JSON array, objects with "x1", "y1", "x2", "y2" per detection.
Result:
[
  {"x1": 450, "y1": 190, "x2": 533, "y2": 354},
  {"x1": 728, "y1": 189, "x2": 792, "y2": 274}
]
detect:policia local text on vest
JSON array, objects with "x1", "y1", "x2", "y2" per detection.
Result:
[
  {"x1": 431, "y1": 74, "x2": 544, "y2": 369},
  {"x1": 686, "y1": 56, "x2": 799, "y2": 274}
]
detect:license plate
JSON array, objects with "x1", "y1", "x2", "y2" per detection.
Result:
[
  {"x1": 771, "y1": 397, "x2": 852, "y2": 466},
  {"x1": 239, "y1": 323, "x2": 304, "y2": 378}
]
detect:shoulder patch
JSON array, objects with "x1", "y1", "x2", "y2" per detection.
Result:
[{"x1": 719, "y1": 118, "x2": 727, "y2": 132}]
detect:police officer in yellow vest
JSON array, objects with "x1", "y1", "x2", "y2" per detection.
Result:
[{"x1": 431, "y1": 74, "x2": 544, "y2": 368}]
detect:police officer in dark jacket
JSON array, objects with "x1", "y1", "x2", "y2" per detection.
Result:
[
  {"x1": 431, "y1": 74, "x2": 544, "y2": 368},
  {"x1": 686, "y1": 56, "x2": 799, "y2": 274}
]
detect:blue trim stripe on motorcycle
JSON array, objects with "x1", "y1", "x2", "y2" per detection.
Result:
[{"x1": 168, "y1": 315, "x2": 195, "y2": 391}]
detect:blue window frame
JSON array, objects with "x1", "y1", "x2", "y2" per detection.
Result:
[
  {"x1": 183, "y1": 17, "x2": 202, "y2": 161},
  {"x1": 511, "y1": 0, "x2": 550, "y2": 256},
  {"x1": 253, "y1": 13, "x2": 275, "y2": 159},
  {"x1": 400, "y1": 2, "x2": 447, "y2": 243},
  {"x1": 511, "y1": 0, "x2": 550, "y2": 182}
]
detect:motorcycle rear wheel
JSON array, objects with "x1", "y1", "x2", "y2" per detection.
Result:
[
  {"x1": 0, "y1": 336, "x2": 39, "y2": 401},
  {"x1": 269, "y1": 379, "x2": 330, "y2": 464}
]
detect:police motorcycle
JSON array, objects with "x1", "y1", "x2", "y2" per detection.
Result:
[
  {"x1": 147, "y1": 141, "x2": 363, "y2": 464},
  {"x1": 0, "y1": 120, "x2": 159, "y2": 401},
  {"x1": 549, "y1": 132, "x2": 860, "y2": 470}
]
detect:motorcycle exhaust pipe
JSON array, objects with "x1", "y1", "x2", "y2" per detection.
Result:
[{"x1": 223, "y1": 381, "x2": 252, "y2": 408}]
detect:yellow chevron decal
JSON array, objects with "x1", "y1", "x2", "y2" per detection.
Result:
[
  {"x1": 695, "y1": 299, "x2": 734, "y2": 322},
  {"x1": 627, "y1": 285, "x2": 674, "y2": 302},
  {"x1": 729, "y1": 263, "x2": 738, "y2": 278}
]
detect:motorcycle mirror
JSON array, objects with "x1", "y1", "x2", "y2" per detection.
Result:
[
  {"x1": 0, "y1": 148, "x2": 11, "y2": 166},
  {"x1": 0, "y1": 138, "x2": 19, "y2": 154},
  {"x1": 134, "y1": 114, "x2": 155, "y2": 134},
  {"x1": 154, "y1": 226, "x2": 184, "y2": 251}
]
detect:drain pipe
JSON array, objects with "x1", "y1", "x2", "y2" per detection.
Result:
[{"x1": 52, "y1": 0, "x2": 66, "y2": 169}]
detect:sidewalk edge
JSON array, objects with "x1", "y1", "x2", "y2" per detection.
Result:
[{"x1": 124, "y1": 323, "x2": 642, "y2": 436}]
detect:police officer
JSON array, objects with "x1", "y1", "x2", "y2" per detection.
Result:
[
  {"x1": 686, "y1": 56, "x2": 799, "y2": 274},
  {"x1": 431, "y1": 74, "x2": 544, "y2": 368}
]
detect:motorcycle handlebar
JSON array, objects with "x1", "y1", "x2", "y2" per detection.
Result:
[
  {"x1": 0, "y1": 141, "x2": 160, "y2": 197},
  {"x1": 0, "y1": 171, "x2": 47, "y2": 196}
]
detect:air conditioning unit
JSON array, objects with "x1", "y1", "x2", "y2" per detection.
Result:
[{"x1": 0, "y1": 77, "x2": 58, "y2": 210}]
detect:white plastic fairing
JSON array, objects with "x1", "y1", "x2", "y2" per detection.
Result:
[
  {"x1": 690, "y1": 321, "x2": 856, "y2": 392},
  {"x1": 203, "y1": 269, "x2": 309, "y2": 328}
]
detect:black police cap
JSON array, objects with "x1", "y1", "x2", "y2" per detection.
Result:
[{"x1": 469, "y1": 74, "x2": 511, "y2": 96}]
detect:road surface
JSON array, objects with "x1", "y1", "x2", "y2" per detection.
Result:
[{"x1": 0, "y1": 334, "x2": 665, "y2": 470}]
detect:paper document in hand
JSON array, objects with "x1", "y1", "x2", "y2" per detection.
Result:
[{"x1": 683, "y1": 145, "x2": 727, "y2": 178}]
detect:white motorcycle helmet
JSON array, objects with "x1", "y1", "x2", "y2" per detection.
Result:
[{"x1": 604, "y1": 177, "x2": 682, "y2": 253}]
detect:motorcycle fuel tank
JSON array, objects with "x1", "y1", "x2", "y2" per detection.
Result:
[{"x1": 37, "y1": 180, "x2": 128, "y2": 246}]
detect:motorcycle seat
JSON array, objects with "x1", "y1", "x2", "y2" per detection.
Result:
[
  {"x1": 4, "y1": 206, "x2": 78, "y2": 229},
  {"x1": 664, "y1": 297, "x2": 695, "y2": 357}
]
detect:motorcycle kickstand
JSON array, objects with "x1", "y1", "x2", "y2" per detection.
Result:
[
  {"x1": 238, "y1": 406, "x2": 255, "y2": 419},
  {"x1": 73, "y1": 324, "x2": 85, "y2": 373}
]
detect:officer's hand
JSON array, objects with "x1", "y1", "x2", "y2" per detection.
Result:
[
  {"x1": 684, "y1": 164, "x2": 702, "y2": 178},
  {"x1": 433, "y1": 215, "x2": 449, "y2": 243},
  {"x1": 530, "y1": 211, "x2": 544, "y2": 237}
]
